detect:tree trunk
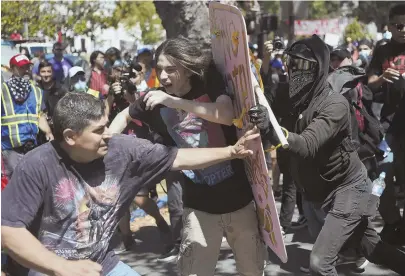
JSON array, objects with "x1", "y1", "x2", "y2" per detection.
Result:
[
  {"x1": 154, "y1": 1, "x2": 242, "y2": 46},
  {"x1": 153, "y1": 1, "x2": 211, "y2": 45}
]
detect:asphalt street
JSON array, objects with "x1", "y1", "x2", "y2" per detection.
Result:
[{"x1": 119, "y1": 201, "x2": 403, "y2": 276}]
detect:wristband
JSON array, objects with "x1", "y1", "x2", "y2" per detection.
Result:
[{"x1": 264, "y1": 127, "x2": 288, "y2": 152}]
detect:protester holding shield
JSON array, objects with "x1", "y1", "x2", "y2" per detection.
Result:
[{"x1": 110, "y1": 37, "x2": 267, "y2": 276}]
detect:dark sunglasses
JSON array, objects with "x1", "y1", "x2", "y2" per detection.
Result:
[
  {"x1": 286, "y1": 55, "x2": 317, "y2": 71},
  {"x1": 390, "y1": 23, "x2": 405, "y2": 31}
]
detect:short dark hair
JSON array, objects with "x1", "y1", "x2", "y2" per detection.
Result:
[
  {"x1": 53, "y1": 42, "x2": 63, "y2": 50},
  {"x1": 105, "y1": 47, "x2": 121, "y2": 59},
  {"x1": 53, "y1": 93, "x2": 106, "y2": 142},
  {"x1": 389, "y1": 4, "x2": 405, "y2": 21},
  {"x1": 38, "y1": 60, "x2": 53, "y2": 72},
  {"x1": 90, "y1": 50, "x2": 104, "y2": 67}
]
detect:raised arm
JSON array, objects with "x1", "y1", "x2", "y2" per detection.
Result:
[
  {"x1": 249, "y1": 101, "x2": 349, "y2": 159},
  {"x1": 144, "y1": 90, "x2": 235, "y2": 126},
  {"x1": 171, "y1": 128, "x2": 259, "y2": 170},
  {"x1": 109, "y1": 106, "x2": 132, "y2": 134}
]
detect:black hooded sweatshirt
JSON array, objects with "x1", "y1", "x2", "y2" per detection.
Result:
[{"x1": 267, "y1": 35, "x2": 365, "y2": 204}]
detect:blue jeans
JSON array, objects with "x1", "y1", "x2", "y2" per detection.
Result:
[{"x1": 106, "y1": 261, "x2": 141, "y2": 276}]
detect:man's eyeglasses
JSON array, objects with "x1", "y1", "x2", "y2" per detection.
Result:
[{"x1": 390, "y1": 23, "x2": 405, "y2": 32}]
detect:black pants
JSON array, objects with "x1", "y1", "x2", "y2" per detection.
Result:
[
  {"x1": 378, "y1": 134, "x2": 404, "y2": 226},
  {"x1": 310, "y1": 174, "x2": 405, "y2": 275},
  {"x1": 279, "y1": 173, "x2": 304, "y2": 229},
  {"x1": 165, "y1": 171, "x2": 184, "y2": 246}
]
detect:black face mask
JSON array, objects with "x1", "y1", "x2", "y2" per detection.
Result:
[{"x1": 287, "y1": 56, "x2": 317, "y2": 98}]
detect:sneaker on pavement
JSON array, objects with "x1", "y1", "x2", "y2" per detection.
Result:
[
  {"x1": 114, "y1": 234, "x2": 136, "y2": 254},
  {"x1": 156, "y1": 245, "x2": 179, "y2": 263},
  {"x1": 300, "y1": 265, "x2": 310, "y2": 274},
  {"x1": 290, "y1": 215, "x2": 307, "y2": 230},
  {"x1": 353, "y1": 256, "x2": 369, "y2": 273},
  {"x1": 337, "y1": 252, "x2": 369, "y2": 273}
]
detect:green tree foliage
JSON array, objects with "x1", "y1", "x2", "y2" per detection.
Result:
[
  {"x1": 2, "y1": 1, "x2": 164, "y2": 44},
  {"x1": 62, "y1": 0, "x2": 116, "y2": 36},
  {"x1": 1, "y1": 1, "x2": 57, "y2": 38},
  {"x1": 308, "y1": 1, "x2": 341, "y2": 19},
  {"x1": 113, "y1": 1, "x2": 164, "y2": 44},
  {"x1": 344, "y1": 18, "x2": 370, "y2": 41},
  {"x1": 352, "y1": 1, "x2": 404, "y2": 31}
]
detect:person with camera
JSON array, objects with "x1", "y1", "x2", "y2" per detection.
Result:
[
  {"x1": 107, "y1": 59, "x2": 175, "y2": 255},
  {"x1": 107, "y1": 60, "x2": 139, "y2": 120}
]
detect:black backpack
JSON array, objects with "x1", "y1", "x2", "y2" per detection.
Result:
[{"x1": 343, "y1": 81, "x2": 385, "y2": 177}]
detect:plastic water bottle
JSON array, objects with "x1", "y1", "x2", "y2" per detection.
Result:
[
  {"x1": 378, "y1": 138, "x2": 391, "y2": 158},
  {"x1": 372, "y1": 172, "x2": 386, "y2": 197}
]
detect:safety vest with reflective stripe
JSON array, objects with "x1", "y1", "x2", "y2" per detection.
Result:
[{"x1": 1, "y1": 81, "x2": 42, "y2": 150}]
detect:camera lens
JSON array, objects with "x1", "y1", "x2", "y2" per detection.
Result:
[{"x1": 274, "y1": 41, "x2": 283, "y2": 50}]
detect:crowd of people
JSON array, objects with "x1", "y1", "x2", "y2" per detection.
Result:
[{"x1": 1, "y1": 3, "x2": 404, "y2": 276}]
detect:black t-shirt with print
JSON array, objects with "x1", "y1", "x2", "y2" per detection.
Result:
[
  {"x1": 367, "y1": 40, "x2": 405, "y2": 131},
  {"x1": 128, "y1": 66, "x2": 253, "y2": 214},
  {"x1": 39, "y1": 81, "x2": 69, "y2": 118},
  {"x1": 1, "y1": 135, "x2": 177, "y2": 275}
]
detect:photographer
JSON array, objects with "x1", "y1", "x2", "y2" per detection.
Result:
[
  {"x1": 108, "y1": 60, "x2": 139, "y2": 121},
  {"x1": 107, "y1": 59, "x2": 174, "y2": 254}
]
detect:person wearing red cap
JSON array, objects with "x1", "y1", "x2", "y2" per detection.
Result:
[{"x1": 1, "y1": 54, "x2": 53, "y2": 180}]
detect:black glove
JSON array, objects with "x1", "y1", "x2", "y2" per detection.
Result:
[
  {"x1": 248, "y1": 104, "x2": 280, "y2": 145},
  {"x1": 248, "y1": 104, "x2": 270, "y2": 132}
]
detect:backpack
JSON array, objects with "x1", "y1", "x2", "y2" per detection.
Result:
[{"x1": 343, "y1": 81, "x2": 385, "y2": 165}]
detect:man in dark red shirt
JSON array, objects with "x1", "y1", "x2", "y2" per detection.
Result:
[{"x1": 89, "y1": 50, "x2": 109, "y2": 96}]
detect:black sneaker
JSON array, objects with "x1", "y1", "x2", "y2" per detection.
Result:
[
  {"x1": 299, "y1": 265, "x2": 310, "y2": 274},
  {"x1": 337, "y1": 251, "x2": 369, "y2": 272},
  {"x1": 114, "y1": 234, "x2": 136, "y2": 254},
  {"x1": 380, "y1": 223, "x2": 405, "y2": 246},
  {"x1": 352, "y1": 256, "x2": 369, "y2": 273},
  {"x1": 290, "y1": 215, "x2": 307, "y2": 230},
  {"x1": 156, "y1": 245, "x2": 179, "y2": 263}
]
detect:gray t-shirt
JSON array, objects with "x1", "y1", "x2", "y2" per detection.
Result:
[{"x1": 1, "y1": 134, "x2": 177, "y2": 275}]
